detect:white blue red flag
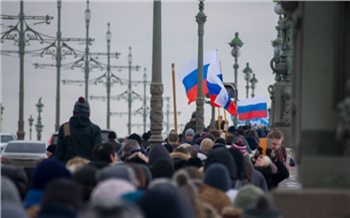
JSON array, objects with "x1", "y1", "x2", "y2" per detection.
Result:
[
  {"x1": 207, "y1": 61, "x2": 237, "y2": 115},
  {"x1": 237, "y1": 97, "x2": 268, "y2": 120},
  {"x1": 177, "y1": 50, "x2": 217, "y2": 104}
]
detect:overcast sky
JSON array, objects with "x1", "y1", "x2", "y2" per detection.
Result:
[{"x1": 1, "y1": 0, "x2": 277, "y2": 142}]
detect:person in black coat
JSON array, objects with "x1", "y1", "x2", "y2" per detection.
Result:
[
  {"x1": 204, "y1": 144, "x2": 238, "y2": 188},
  {"x1": 55, "y1": 97, "x2": 102, "y2": 163}
]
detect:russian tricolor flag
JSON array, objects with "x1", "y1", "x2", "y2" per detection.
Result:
[
  {"x1": 178, "y1": 51, "x2": 217, "y2": 104},
  {"x1": 207, "y1": 61, "x2": 237, "y2": 115},
  {"x1": 237, "y1": 97, "x2": 268, "y2": 120}
]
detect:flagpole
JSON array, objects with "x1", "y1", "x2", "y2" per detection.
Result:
[
  {"x1": 218, "y1": 108, "x2": 221, "y2": 131},
  {"x1": 210, "y1": 49, "x2": 219, "y2": 131},
  {"x1": 172, "y1": 63, "x2": 178, "y2": 133},
  {"x1": 223, "y1": 109, "x2": 228, "y2": 136},
  {"x1": 217, "y1": 53, "x2": 221, "y2": 132}
]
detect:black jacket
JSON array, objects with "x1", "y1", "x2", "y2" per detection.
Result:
[
  {"x1": 55, "y1": 115, "x2": 102, "y2": 163},
  {"x1": 37, "y1": 203, "x2": 77, "y2": 218},
  {"x1": 254, "y1": 158, "x2": 290, "y2": 191}
]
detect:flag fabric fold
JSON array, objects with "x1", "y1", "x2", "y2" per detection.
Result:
[
  {"x1": 237, "y1": 97, "x2": 268, "y2": 120},
  {"x1": 177, "y1": 50, "x2": 217, "y2": 104},
  {"x1": 207, "y1": 61, "x2": 237, "y2": 116}
]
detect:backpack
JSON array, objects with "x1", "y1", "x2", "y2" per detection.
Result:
[{"x1": 63, "y1": 122, "x2": 74, "y2": 161}]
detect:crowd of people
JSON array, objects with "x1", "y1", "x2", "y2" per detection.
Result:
[{"x1": 1, "y1": 97, "x2": 294, "y2": 218}]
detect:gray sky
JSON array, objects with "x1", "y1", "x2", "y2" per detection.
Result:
[{"x1": 1, "y1": 0, "x2": 277, "y2": 142}]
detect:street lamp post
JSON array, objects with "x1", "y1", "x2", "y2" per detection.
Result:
[
  {"x1": 89, "y1": 46, "x2": 140, "y2": 131},
  {"x1": 35, "y1": 98, "x2": 44, "y2": 141},
  {"x1": 106, "y1": 23, "x2": 112, "y2": 128},
  {"x1": 243, "y1": 62, "x2": 253, "y2": 99},
  {"x1": 1, "y1": 1, "x2": 52, "y2": 139},
  {"x1": 229, "y1": 32, "x2": 243, "y2": 127},
  {"x1": 18, "y1": 1, "x2": 25, "y2": 140},
  {"x1": 250, "y1": 73, "x2": 258, "y2": 98},
  {"x1": 125, "y1": 69, "x2": 150, "y2": 134},
  {"x1": 143, "y1": 68, "x2": 147, "y2": 133},
  {"x1": 195, "y1": 0, "x2": 207, "y2": 134},
  {"x1": 55, "y1": 0, "x2": 62, "y2": 131},
  {"x1": 149, "y1": 0, "x2": 164, "y2": 145},
  {"x1": 28, "y1": 115, "x2": 34, "y2": 140},
  {"x1": 34, "y1": 1, "x2": 86, "y2": 132},
  {"x1": 128, "y1": 47, "x2": 133, "y2": 135},
  {"x1": 84, "y1": 0, "x2": 91, "y2": 99}
]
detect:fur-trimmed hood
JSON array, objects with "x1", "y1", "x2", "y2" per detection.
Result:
[{"x1": 170, "y1": 152, "x2": 191, "y2": 160}]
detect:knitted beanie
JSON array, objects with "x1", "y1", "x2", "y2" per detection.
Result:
[
  {"x1": 232, "y1": 136, "x2": 248, "y2": 156},
  {"x1": 204, "y1": 163, "x2": 231, "y2": 192},
  {"x1": 96, "y1": 164, "x2": 137, "y2": 185},
  {"x1": 148, "y1": 178, "x2": 178, "y2": 194},
  {"x1": 233, "y1": 184, "x2": 265, "y2": 210},
  {"x1": 185, "y1": 128, "x2": 195, "y2": 137},
  {"x1": 245, "y1": 136, "x2": 259, "y2": 151},
  {"x1": 24, "y1": 159, "x2": 72, "y2": 209},
  {"x1": 90, "y1": 178, "x2": 136, "y2": 206},
  {"x1": 122, "y1": 139, "x2": 141, "y2": 159},
  {"x1": 31, "y1": 159, "x2": 72, "y2": 190},
  {"x1": 200, "y1": 138, "x2": 214, "y2": 154},
  {"x1": 73, "y1": 96, "x2": 90, "y2": 115},
  {"x1": 228, "y1": 125, "x2": 236, "y2": 134},
  {"x1": 243, "y1": 196, "x2": 281, "y2": 218},
  {"x1": 137, "y1": 189, "x2": 196, "y2": 218},
  {"x1": 191, "y1": 111, "x2": 196, "y2": 118}
]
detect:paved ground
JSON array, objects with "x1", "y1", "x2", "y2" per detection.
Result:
[{"x1": 279, "y1": 148, "x2": 301, "y2": 189}]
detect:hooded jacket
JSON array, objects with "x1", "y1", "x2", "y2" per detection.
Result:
[
  {"x1": 204, "y1": 145, "x2": 238, "y2": 185},
  {"x1": 55, "y1": 114, "x2": 102, "y2": 163}
]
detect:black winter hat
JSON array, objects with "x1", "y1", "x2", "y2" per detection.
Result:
[
  {"x1": 108, "y1": 131, "x2": 117, "y2": 139},
  {"x1": 42, "y1": 178, "x2": 82, "y2": 210},
  {"x1": 46, "y1": 144, "x2": 56, "y2": 153},
  {"x1": 204, "y1": 163, "x2": 231, "y2": 192},
  {"x1": 245, "y1": 136, "x2": 259, "y2": 151},
  {"x1": 31, "y1": 159, "x2": 72, "y2": 190},
  {"x1": 73, "y1": 96, "x2": 90, "y2": 115},
  {"x1": 151, "y1": 160, "x2": 175, "y2": 179},
  {"x1": 191, "y1": 111, "x2": 196, "y2": 118},
  {"x1": 128, "y1": 133, "x2": 142, "y2": 146}
]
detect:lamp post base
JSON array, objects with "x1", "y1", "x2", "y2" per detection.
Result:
[{"x1": 17, "y1": 120, "x2": 25, "y2": 140}]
